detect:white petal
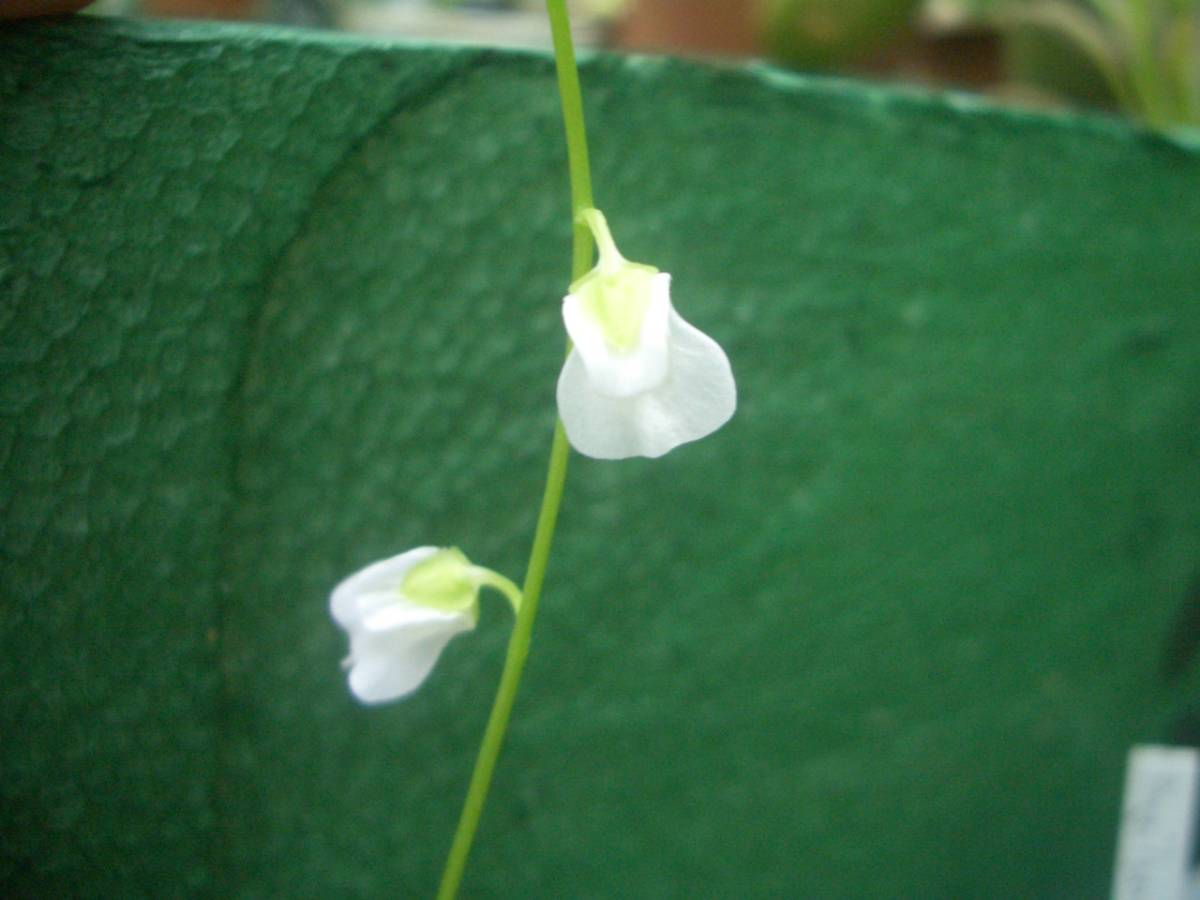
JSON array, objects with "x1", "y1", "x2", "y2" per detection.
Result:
[
  {"x1": 360, "y1": 602, "x2": 469, "y2": 636},
  {"x1": 561, "y1": 273, "x2": 671, "y2": 398},
  {"x1": 557, "y1": 307, "x2": 736, "y2": 459},
  {"x1": 347, "y1": 613, "x2": 474, "y2": 704},
  {"x1": 330, "y1": 547, "x2": 438, "y2": 630}
]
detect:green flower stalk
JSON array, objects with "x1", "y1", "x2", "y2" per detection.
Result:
[
  {"x1": 328, "y1": 2, "x2": 736, "y2": 897},
  {"x1": 433, "y1": 2, "x2": 592, "y2": 896}
]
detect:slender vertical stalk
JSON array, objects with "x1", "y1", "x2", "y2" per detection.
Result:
[
  {"x1": 434, "y1": 426, "x2": 570, "y2": 900},
  {"x1": 435, "y1": 3, "x2": 595, "y2": 897},
  {"x1": 547, "y1": 0, "x2": 597, "y2": 275}
]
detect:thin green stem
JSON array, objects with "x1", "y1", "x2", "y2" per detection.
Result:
[
  {"x1": 435, "y1": 3, "x2": 595, "y2": 897},
  {"x1": 547, "y1": 0, "x2": 596, "y2": 275},
  {"x1": 469, "y1": 567, "x2": 524, "y2": 614},
  {"x1": 435, "y1": 425, "x2": 571, "y2": 900}
]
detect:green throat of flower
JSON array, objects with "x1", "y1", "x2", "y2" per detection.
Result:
[
  {"x1": 401, "y1": 548, "x2": 479, "y2": 614},
  {"x1": 572, "y1": 209, "x2": 660, "y2": 353}
]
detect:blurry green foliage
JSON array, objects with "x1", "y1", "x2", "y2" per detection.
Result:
[
  {"x1": 998, "y1": 0, "x2": 1199, "y2": 129},
  {"x1": 1005, "y1": 12, "x2": 1117, "y2": 107},
  {"x1": 758, "y1": 0, "x2": 925, "y2": 68},
  {"x1": 757, "y1": 0, "x2": 1198, "y2": 131}
]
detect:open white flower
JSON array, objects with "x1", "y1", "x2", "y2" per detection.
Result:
[
  {"x1": 556, "y1": 209, "x2": 736, "y2": 460},
  {"x1": 330, "y1": 546, "x2": 520, "y2": 704}
]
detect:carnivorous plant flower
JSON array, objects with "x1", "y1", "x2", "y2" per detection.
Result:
[
  {"x1": 331, "y1": 547, "x2": 521, "y2": 704},
  {"x1": 556, "y1": 209, "x2": 736, "y2": 459}
]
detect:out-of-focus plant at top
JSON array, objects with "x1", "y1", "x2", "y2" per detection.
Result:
[
  {"x1": 431, "y1": 0, "x2": 628, "y2": 16},
  {"x1": 994, "y1": 0, "x2": 1198, "y2": 129},
  {"x1": 761, "y1": 0, "x2": 1196, "y2": 131},
  {"x1": 760, "y1": 0, "x2": 925, "y2": 68}
]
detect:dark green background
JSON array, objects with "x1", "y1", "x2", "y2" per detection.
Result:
[{"x1": 2, "y1": 16, "x2": 1198, "y2": 898}]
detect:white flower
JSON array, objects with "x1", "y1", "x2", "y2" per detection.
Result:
[
  {"x1": 556, "y1": 209, "x2": 736, "y2": 460},
  {"x1": 330, "y1": 546, "x2": 518, "y2": 705}
]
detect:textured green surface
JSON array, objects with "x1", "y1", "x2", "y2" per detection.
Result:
[{"x1": 2, "y1": 16, "x2": 1200, "y2": 899}]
